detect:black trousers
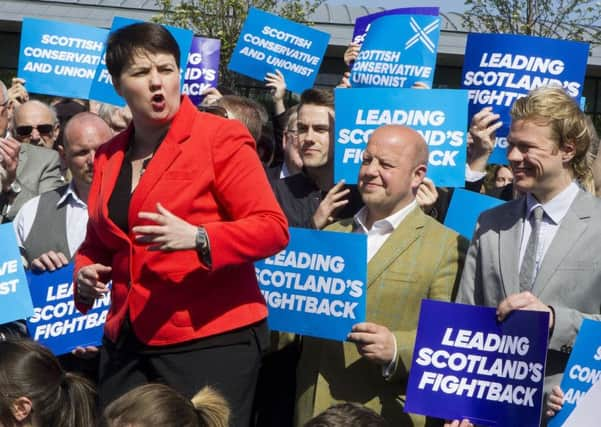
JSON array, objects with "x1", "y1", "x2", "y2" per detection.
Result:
[{"x1": 98, "y1": 319, "x2": 268, "y2": 427}]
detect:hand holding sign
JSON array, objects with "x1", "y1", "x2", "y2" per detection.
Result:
[
  {"x1": 496, "y1": 291, "x2": 554, "y2": 329},
  {"x1": 468, "y1": 107, "x2": 502, "y2": 171},
  {"x1": 344, "y1": 42, "x2": 360, "y2": 67},
  {"x1": 31, "y1": 250, "x2": 70, "y2": 272},
  {"x1": 348, "y1": 321, "x2": 395, "y2": 366},
  {"x1": 8, "y1": 78, "x2": 29, "y2": 106},
  {"x1": 444, "y1": 420, "x2": 474, "y2": 427},
  {"x1": 76, "y1": 263, "x2": 111, "y2": 306},
  {"x1": 546, "y1": 385, "x2": 564, "y2": 417}
]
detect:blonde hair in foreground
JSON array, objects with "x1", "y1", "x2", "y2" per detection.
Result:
[
  {"x1": 510, "y1": 86, "x2": 593, "y2": 192},
  {"x1": 103, "y1": 383, "x2": 229, "y2": 427}
]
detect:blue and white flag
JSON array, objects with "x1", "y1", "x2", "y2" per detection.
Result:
[
  {"x1": 406, "y1": 300, "x2": 549, "y2": 427},
  {"x1": 18, "y1": 18, "x2": 108, "y2": 99},
  {"x1": 0, "y1": 224, "x2": 34, "y2": 324},
  {"x1": 228, "y1": 8, "x2": 330, "y2": 93},
  {"x1": 334, "y1": 87, "x2": 468, "y2": 187},
  {"x1": 350, "y1": 14, "x2": 440, "y2": 89},
  {"x1": 461, "y1": 33, "x2": 589, "y2": 164},
  {"x1": 255, "y1": 227, "x2": 366, "y2": 341},
  {"x1": 26, "y1": 263, "x2": 110, "y2": 355}
]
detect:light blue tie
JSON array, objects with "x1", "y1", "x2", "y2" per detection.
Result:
[{"x1": 519, "y1": 206, "x2": 544, "y2": 292}]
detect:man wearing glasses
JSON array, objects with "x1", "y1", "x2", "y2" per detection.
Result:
[{"x1": 0, "y1": 97, "x2": 63, "y2": 223}]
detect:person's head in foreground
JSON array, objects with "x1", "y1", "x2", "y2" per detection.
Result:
[
  {"x1": 103, "y1": 383, "x2": 229, "y2": 427},
  {"x1": 304, "y1": 402, "x2": 389, "y2": 427},
  {"x1": 0, "y1": 339, "x2": 96, "y2": 427}
]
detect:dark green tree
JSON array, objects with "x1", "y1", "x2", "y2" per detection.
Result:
[{"x1": 462, "y1": 0, "x2": 601, "y2": 43}]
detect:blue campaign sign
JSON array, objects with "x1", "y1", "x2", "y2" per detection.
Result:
[
  {"x1": 255, "y1": 227, "x2": 366, "y2": 341},
  {"x1": 352, "y1": 7, "x2": 439, "y2": 46},
  {"x1": 183, "y1": 36, "x2": 220, "y2": 106},
  {"x1": 334, "y1": 87, "x2": 468, "y2": 187},
  {"x1": 444, "y1": 189, "x2": 504, "y2": 240},
  {"x1": 228, "y1": 8, "x2": 330, "y2": 94},
  {"x1": 25, "y1": 263, "x2": 110, "y2": 355},
  {"x1": 89, "y1": 16, "x2": 193, "y2": 106},
  {"x1": 461, "y1": 33, "x2": 589, "y2": 164},
  {"x1": 406, "y1": 300, "x2": 549, "y2": 427},
  {"x1": 0, "y1": 224, "x2": 34, "y2": 324},
  {"x1": 548, "y1": 319, "x2": 601, "y2": 427},
  {"x1": 18, "y1": 18, "x2": 108, "y2": 99},
  {"x1": 350, "y1": 14, "x2": 440, "y2": 89}
]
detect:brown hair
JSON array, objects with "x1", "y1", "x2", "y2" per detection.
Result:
[
  {"x1": 299, "y1": 88, "x2": 334, "y2": 111},
  {"x1": 103, "y1": 383, "x2": 229, "y2": 427},
  {"x1": 0, "y1": 339, "x2": 97, "y2": 427}
]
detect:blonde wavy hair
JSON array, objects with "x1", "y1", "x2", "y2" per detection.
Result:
[{"x1": 510, "y1": 86, "x2": 593, "y2": 192}]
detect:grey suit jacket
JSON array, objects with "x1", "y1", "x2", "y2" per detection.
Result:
[
  {"x1": 1, "y1": 143, "x2": 63, "y2": 222},
  {"x1": 457, "y1": 189, "x2": 601, "y2": 392}
]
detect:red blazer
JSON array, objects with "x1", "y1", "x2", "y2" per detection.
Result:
[{"x1": 74, "y1": 96, "x2": 289, "y2": 345}]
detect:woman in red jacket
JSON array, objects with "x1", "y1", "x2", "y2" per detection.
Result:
[{"x1": 74, "y1": 22, "x2": 289, "y2": 425}]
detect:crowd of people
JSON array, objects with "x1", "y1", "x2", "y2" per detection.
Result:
[{"x1": 0, "y1": 19, "x2": 600, "y2": 427}]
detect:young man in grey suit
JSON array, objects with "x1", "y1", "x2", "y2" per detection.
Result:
[{"x1": 456, "y1": 86, "x2": 601, "y2": 407}]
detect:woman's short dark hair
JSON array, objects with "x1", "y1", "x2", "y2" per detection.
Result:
[
  {"x1": 105, "y1": 22, "x2": 180, "y2": 81},
  {"x1": 0, "y1": 339, "x2": 96, "y2": 427}
]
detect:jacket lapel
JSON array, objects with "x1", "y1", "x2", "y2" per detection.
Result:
[
  {"x1": 98, "y1": 133, "x2": 129, "y2": 241},
  {"x1": 531, "y1": 190, "x2": 590, "y2": 295},
  {"x1": 367, "y1": 207, "x2": 424, "y2": 288},
  {"x1": 16, "y1": 143, "x2": 27, "y2": 176},
  {"x1": 127, "y1": 96, "x2": 194, "y2": 226},
  {"x1": 498, "y1": 198, "x2": 524, "y2": 298}
]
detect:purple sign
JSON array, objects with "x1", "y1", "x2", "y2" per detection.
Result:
[
  {"x1": 352, "y1": 7, "x2": 439, "y2": 46},
  {"x1": 406, "y1": 300, "x2": 549, "y2": 427},
  {"x1": 183, "y1": 36, "x2": 220, "y2": 106}
]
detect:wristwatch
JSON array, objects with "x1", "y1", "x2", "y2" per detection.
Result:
[
  {"x1": 3, "y1": 181, "x2": 21, "y2": 195},
  {"x1": 195, "y1": 227, "x2": 212, "y2": 268}
]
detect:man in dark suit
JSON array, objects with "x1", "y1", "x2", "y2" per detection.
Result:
[{"x1": 457, "y1": 87, "x2": 601, "y2": 406}]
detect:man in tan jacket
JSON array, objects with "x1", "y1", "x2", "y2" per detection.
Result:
[{"x1": 295, "y1": 124, "x2": 468, "y2": 426}]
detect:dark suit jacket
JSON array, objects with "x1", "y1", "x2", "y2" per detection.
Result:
[{"x1": 74, "y1": 96, "x2": 289, "y2": 345}]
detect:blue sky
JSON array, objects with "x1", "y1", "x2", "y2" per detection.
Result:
[{"x1": 324, "y1": 0, "x2": 467, "y2": 13}]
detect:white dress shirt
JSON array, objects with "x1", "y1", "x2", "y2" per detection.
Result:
[
  {"x1": 518, "y1": 182, "x2": 580, "y2": 276},
  {"x1": 353, "y1": 200, "x2": 418, "y2": 262},
  {"x1": 352, "y1": 200, "x2": 418, "y2": 377},
  {"x1": 14, "y1": 182, "x2": 88, "y2": 258}
]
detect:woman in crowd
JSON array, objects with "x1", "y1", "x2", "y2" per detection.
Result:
[
  {"x1": 73, "y1": 22, "x2": 289, "y2": 426},
  {"x1": 103, "y1": 383, "x2": 229, "y2": 427},
  {"x1": 0, "y1": 339, "x2": 96, "y2": 427}
]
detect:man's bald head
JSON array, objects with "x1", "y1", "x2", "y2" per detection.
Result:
[
  {"x1": 60, "y1": 112, "x2": 112, "y2": 193},
  {"x1": 358, "y1": 125, "x2": 429, "y2": 224}
]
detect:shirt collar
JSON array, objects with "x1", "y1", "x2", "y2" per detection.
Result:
[
  {"x1": 57, "y1": 182, "x2": 87, "y2": 208},
  {"x1": 525, "y1": 181, "x2": 579, "y2": 224},
  {"x1": 354, "y1": 200, "x2": 417, "y2": 233}
]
